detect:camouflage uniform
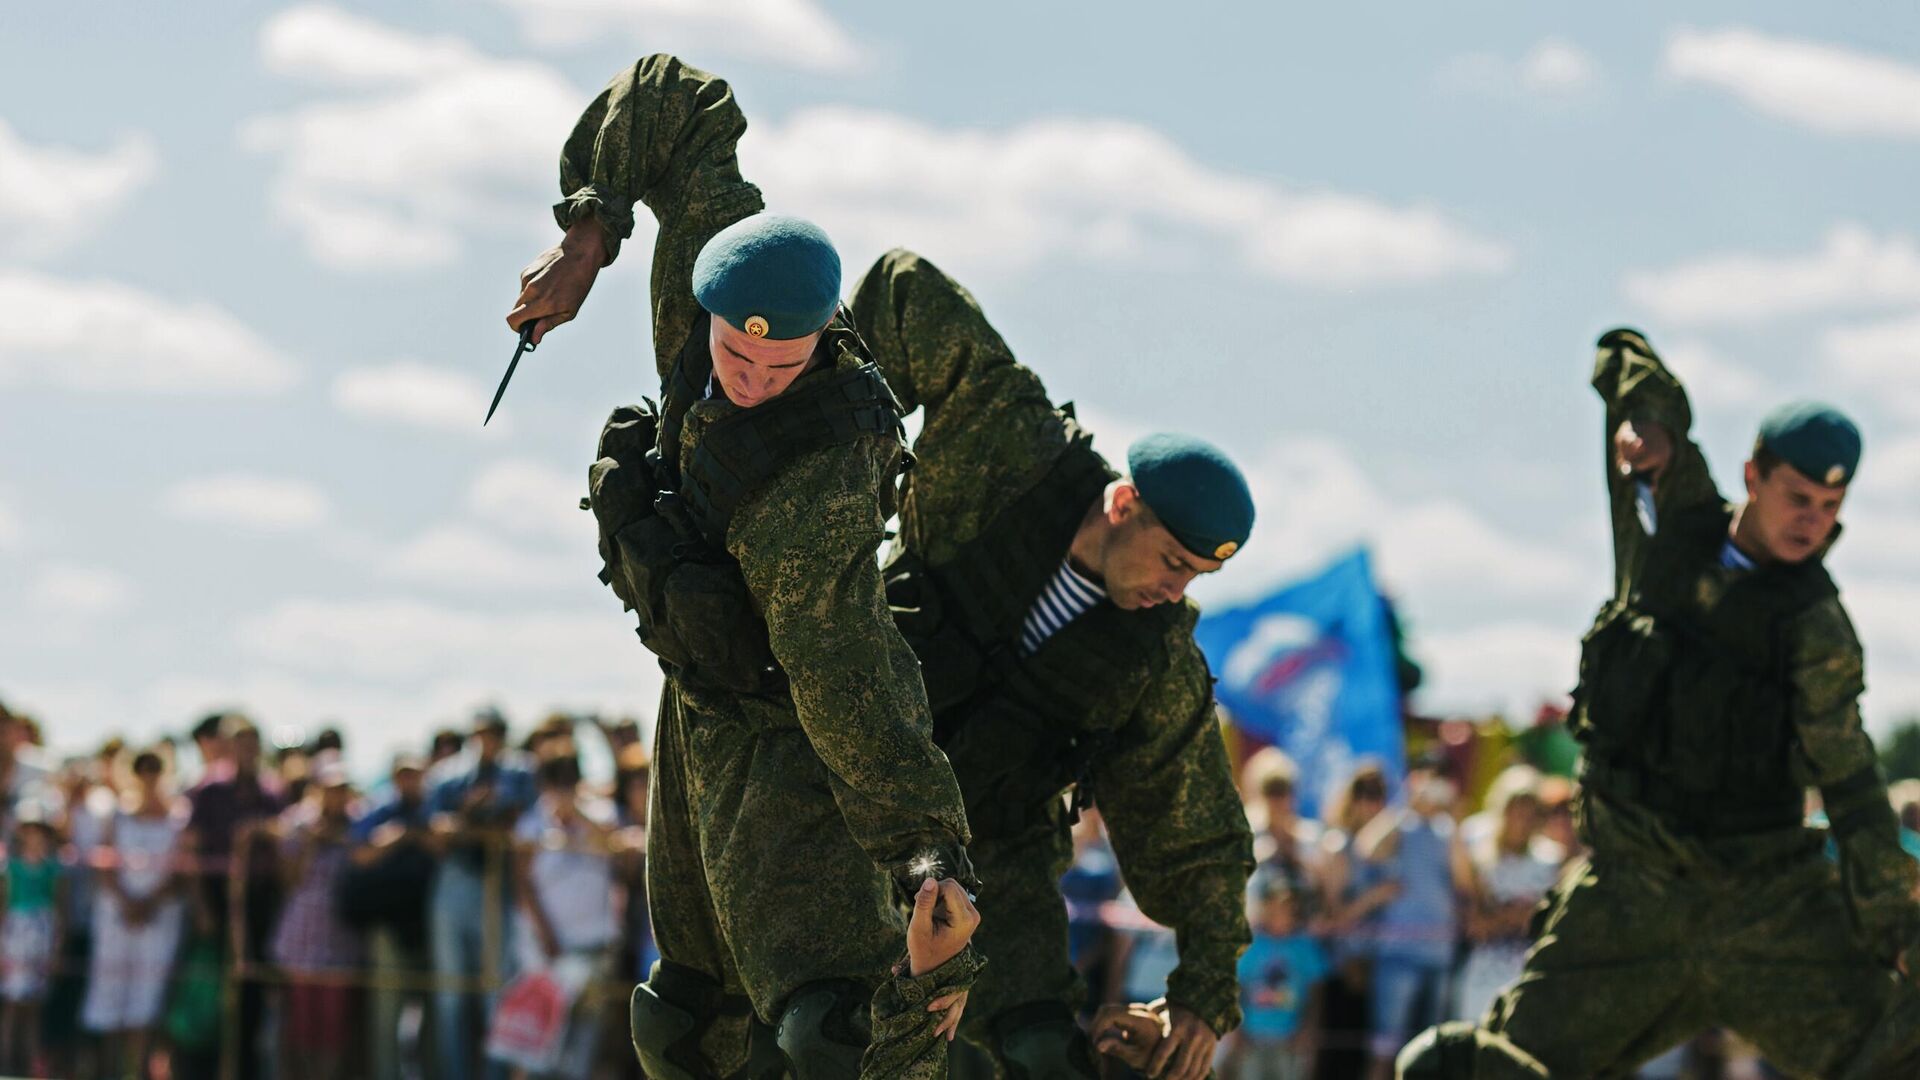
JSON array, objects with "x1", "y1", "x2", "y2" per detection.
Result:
[
  {"x1": 850, "y1": 250, "x2": 1254, "y2": 1074},
  {"x1": 558, "y1": 56, "x2": 979, "y2": 1077},
  {"x1": 1400, "y1": 331, "x2": 1920, "y2": 1079}
]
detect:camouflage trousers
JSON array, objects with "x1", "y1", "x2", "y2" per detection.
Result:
[
  {"x1": 1426, "y1": 851, "x2": 1920, "y2": 1079},
  {"x1": 647, "y1": 682, "x2": 907, "y2": 1071},
  {"x1": 953, "y1": 801, "x2": 1089, "y2": 1076}
]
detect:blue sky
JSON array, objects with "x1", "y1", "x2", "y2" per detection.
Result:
[{"x1": 6, "y1": 2, "x2": 1920, "y2": 771}]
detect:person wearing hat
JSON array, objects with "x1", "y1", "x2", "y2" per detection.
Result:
[
  {"x1": 1398, "y1": 329, "x2": 1920, "y2": 1078},
  {"x1": 505, "y1": 56, "x2": 980, "y2": 1080},
  {"x1": 849, "y1": 249, "x2": 1256, "y2": 1080}
]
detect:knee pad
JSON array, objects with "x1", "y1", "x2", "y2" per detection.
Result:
[
  {"x1": 992, "y1": 1001, "x2": 1098, "y2": 1080},
  {"x1": 1397, "y1": 1023, "x2": 1478, "y2": 1080},
  {"x1": 776, "y1": 979, "x2": 871, "y2": 1079},
  {"x1": 630, "y1": 961, "x2": 751, "y2": 1080}
]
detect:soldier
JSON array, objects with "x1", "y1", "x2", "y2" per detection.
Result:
[
  {"x1": 1398, "y1": 329, "x2": 1920, "y2": 1078},
  {"x1": 850, "y1": 250, "x2": 1257, "y2": 1080},
  {"x1": 505, "y1": 56, "x2": 982, "y2": 1079}
]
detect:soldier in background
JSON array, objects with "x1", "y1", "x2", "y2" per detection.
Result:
[
  {"x1": 507, "y1": 55, "x2": 980, "y2": 1079},
  {"x1": 852, "y1": 249, "x2": 1256, "y2": 1080},
  {"x1": 1399, "y1": 328, "x2": 1920, "y2": 1078}
]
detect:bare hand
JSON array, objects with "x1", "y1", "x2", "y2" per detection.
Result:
[
  {"x1": 925, "y1": 989, "x2": 968, "y2": 1043},
  {"x1": 906, "y1": 877, "x2": 979, "y2": 978},
  {"x1": 1614, "y1": 419, "x2": 1673, "y2": 482},
  {"x1": 1146, "y1": 1000, "x2": 1217, "y2": 1080},
  {"x1": 506, "y1": 221, "x2": 606, "y2": 345},
  {"x1": 1091, "y1": 1002, "x2": 1166, "y2": 1071}
]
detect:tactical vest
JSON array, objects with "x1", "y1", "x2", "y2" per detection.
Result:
[
  {"x1": 589, "y1": 311, "x2": 909, "y2": 696},
  {"x1": 884, "y1": 416, "x2": 1194, "y2": 839},
  {"x1": 1570, "y1": 500, "x2": 1837, "y2": 838}
]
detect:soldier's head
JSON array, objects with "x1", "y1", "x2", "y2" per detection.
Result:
[
  {"x1": 1740, "y1": 401, "x2": 1860, "y2": 564},
  {"x1": 1083, "y1": 434, "x2": 1254, "y2": 610},
  {"x1": 694, "y1": 214, "x2": 842, "y2": 409}
]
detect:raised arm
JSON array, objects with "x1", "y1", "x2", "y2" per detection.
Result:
[
  {"x1": 728, "y1": 438, "x2": 972, "y2": 880},
  {"x1": 1589, "y1": 328, "x2": 1722, "y2": 593},
  {"x1": 513, "y1": 54, "x2": 764, "y2": 376},
  {"x1": 1088, "y1": 637, "x2": 1256, "y2": 1039},
  {"x1": 849, "y1": 248, "x2": 1072, "y2": 560},
  {"x1": 1788, "y1": 597, "x2": 1920, "y2": 975}
]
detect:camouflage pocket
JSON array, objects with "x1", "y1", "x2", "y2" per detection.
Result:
[
  {"x1": 1571, "y1": 606, "x2": 1672, "y2": 756},
  {"x1": 661, "y1": 561, "x2": 783, "y2": 694}
]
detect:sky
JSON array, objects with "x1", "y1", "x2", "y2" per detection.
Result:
[{"x1": 5, "y1": 2, "x2": 1920, "y2": 773}]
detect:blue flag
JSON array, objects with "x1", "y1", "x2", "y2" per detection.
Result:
[{"x1": 1195, "y1": 547, "x2": 1406, "y2": 819}]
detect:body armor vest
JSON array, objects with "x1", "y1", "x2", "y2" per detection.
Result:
[
  {"x1": 885, "y1": 416, "x2": 1193, "y2": 839},
  {"x1": 589, "y1": 311, "x2": 908, "y2": 696},
  {"x1": 1571, "y1": 501, "x2": 1837, "y2": 838}
]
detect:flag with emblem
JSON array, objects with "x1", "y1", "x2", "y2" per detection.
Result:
[{"x1": 1195, "y1": 546, "x2": 1406, "y2": 818}]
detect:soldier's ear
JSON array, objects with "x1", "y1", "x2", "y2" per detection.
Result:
[
  {"x1": 1743, "y1": 459, "x2": 1760, "y2": 499},
  {"x1": 1108, "y1": 481, "x2": 1141, "y2": 524}
]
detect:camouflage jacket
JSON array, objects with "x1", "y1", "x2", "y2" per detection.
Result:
[
  {"x1": 558, "y1": 59, "x2": 979, "y2": 1074},
  {"x1": 1590, "y1": 330, "x2": 1919, "y2": 969},
  {"x1": 851, "y1": 248, "x2": 1255, "y2": 1035}
]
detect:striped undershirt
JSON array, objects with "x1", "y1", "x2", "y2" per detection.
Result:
[{"x1": 1018, "y1": 558, "x2": 1109, "y2": 655}]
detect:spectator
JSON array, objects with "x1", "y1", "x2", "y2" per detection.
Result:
[
  {"x1": 1355, "y1": 770, "x2": 1473, "y2": 1080},
  {"x1": 46, "y1": 755, "x2": 114, "y2": 1077},
  {"x1": 1535, "y1": 776, "x2": 1579, "y2": 861},
  {"x1": 0, "y1": 708, "x2": 55, "y2": 834},
  {"x1": 1061, "y1": 808, "x2": 1126, "y2": 1013},
  {"x1": 429, "y1": 729, "x2": 465, "y2": 768},
  {"x1": 1888, "y1": 779, "x2": 1920, "y2": 872},
  {"x1": 1, "y1": 813, "x2": 65, "y2": 1076},
  {"x1": 178, "y1": 715, "x2": 285, "y2": 1080},
  {"x1": 1221, "y1": 873, "x2": 1328, "y2": 1080},
  {"x1": 1452, "y1": 766, "x2": 1563, "y2": 1023},
  {"x1": 349, "y1": 753, "x2": 439, "y2": 1080},
  {"x1": 427, "y1": 708, "x2": 536, "y2": 1080},
  {"x1": 505, "y1": 754, "x2": 618, "y2": 1079},
  {"x1": 604, "y1": 744, "x2": 653, "y2": 1079},
  {"x1": 82, "y1": 749, "x2": 187, "y2": 1080},
  {"x1": 184, "y1": 713, "x2": 231, "y2": 792},
  {"x1": 1243, "y1": 748, "x2": 1325, "y2": 915},
  {"x1": 270, "y1": 757, "x2": 365, "y2": 1080},
  {"x1": 1313, "y1": 763, "x2": 1389, "y2": 1079}
]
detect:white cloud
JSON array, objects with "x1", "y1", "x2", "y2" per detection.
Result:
[
  {"x1": 382, "y1": 525, "x2": 578, "y2": 591},
  {"x1": 744, "y1": 108, "x2": 1512, "y2": 287},
  {"x1": 489, "y1": 0, "x2": 858, "y2": 70},
  {"x1": 1443, "y1": 39, "x2": 1600, "y2": 98},
  {"x1": 162, "y1": 474, "x2": 330, "y2": 531},
  {"x1": 1820, "y1": 312, "x2": 1920, "y2": 419},
  {"x1": 27, "y1": 563, "x2": 134, "y2": 618},
  {"x1": 468, "y1": 459, "x2": 592, "y2": 543},
  {"x1": 261, "y1": 4, "x2": 482, "y2": 87},
  {"x1": 1847, "y1": 432, "x2": 1920, "y2": 506},
  {"x1": 332, "y1": 360, "x2": 498, "y2": 432},
  {"x1": 1621, "y1": 225, "x2": 1920, "y2": 325},
  {"x1": 237, "y1": 596, "x2": 636, "y2": 684},
  {"x1": 0, "y1": 117, "x2": 158, "y2": 258},
  {"x1": 1521, "y1": 39, "x2": 1600, "y2": 94},
  {"x1": 1192, "y1": 435, "x2": 1587, "y2": 612},
  {"x1": 1666, "y1": 27, "x2": 1920, "y2": 138},
  {"x1": 0, "y1": 494, "x2": 20, "y2": 552},
  {"x1": 1661, "y1": 338, "x2": 1772, "y2": 411},
  {"x1": 1415, "y1": 620, "x2": 1579, "y2": 719},
  {"x1": 0, "y1": 269, "x2": 298, "y2": 394},
  {"x1": 245, "y1": 6, "x2": 582, "y2": 270}
]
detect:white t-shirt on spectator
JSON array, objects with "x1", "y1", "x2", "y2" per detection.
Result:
[{"x1": 514, "y1": 794, "x2": 620, "y2": 952}]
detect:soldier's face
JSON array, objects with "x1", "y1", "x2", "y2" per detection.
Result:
[
  {"x1": 1098, "y1": 488, "x2": 1224, "y2": 610},
  {"x1": 709, "y1": 317, "x2": 821, "y2": 408},
  {"x1": 1743, "y1": 459, "x2": 1845, "y2": 564}
]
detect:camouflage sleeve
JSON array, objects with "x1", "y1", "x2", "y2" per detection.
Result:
[
  {"x1": 862, "y1": 945, "x2": 986, "y2": 1078},
  {"x1": 555, "y1": 54, "x2": 765, "y2": 374},
  {"x1": 729, "y1": 437, "x2": 972, "y2": 870},
  {"x1": 1589, "y1": 329, "x2": 1722, "y2": 594},
  {"x1": 1088, "y1": 634, "x2": 1255, "y2": 1035},
  {"x1": 1788, "y1": 596, "x2": 1920, "y2": 967},
  {"x1": 849, "y1": 248, "x2": 1071, "y2": 561}
]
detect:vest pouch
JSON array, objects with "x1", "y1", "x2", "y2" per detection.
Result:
[
  {"x1": 609, "y1": 513, "x2": 696, "y2": 670},
  {"x1": 1663, "y1": 644, "x2": 1794, "y2": 795},
  {"x1": 884, "y1": 556, "x2": 985, "y2": 715},
  {"x1": 589, "y1": 401, "x2": 664, "y2": 613},
  {"x1": 660, "y1": 559, "x2": 784, "y2": 695},
  {"x1": 941, "y1": 702, "x2": 1071, "y2": 840},
  {"x1": 1571, "y1": 605, "x2": 1673, "y2": 758}
]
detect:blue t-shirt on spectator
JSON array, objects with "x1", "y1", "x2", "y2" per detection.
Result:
[
  {"x1": 426, "y1": 751, "x2": 537, "y2": 871},
  {"x1": 1238, "y1": 933, "x2": 1329, "y2": 1040}
]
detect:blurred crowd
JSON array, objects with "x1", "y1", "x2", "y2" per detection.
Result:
[{"x1": 3, "y1": 693, "x2": 1919, "y2": 1080}]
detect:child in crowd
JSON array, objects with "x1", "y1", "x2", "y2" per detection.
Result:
[
  {"x1": 1221, "y1": 873, "x2": 1329, "y2": 1080},
  {"x1": 1, "y1": 815, "x2": 65, "y2": 1076}
]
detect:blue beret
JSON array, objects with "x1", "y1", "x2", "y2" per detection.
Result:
[
  {"x1": 1127, "y1": 433, "x2": 1255, "y2": 561},
  {"x1": 692, "y1": 214, "x2": 842, "y2": 341},
  {"x1": 1758, "y1": 401, "x2": 1861, "y2": 487}
]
